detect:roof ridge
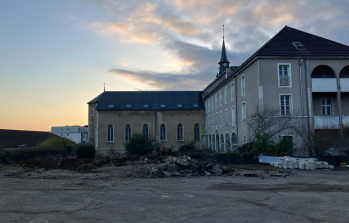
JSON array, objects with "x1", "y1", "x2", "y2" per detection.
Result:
[{"x1": 286, "y1": 26, "x2": 349, "y2": 48}]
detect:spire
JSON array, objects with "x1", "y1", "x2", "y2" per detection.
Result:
[
  {"x1": 218, "y1": 21, "x2": 230, "y2": 75},
  {"x1": 219, "y1": 38, "x2": 229, "y2": 63}
]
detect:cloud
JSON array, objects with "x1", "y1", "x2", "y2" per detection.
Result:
[{"x1": 83, "y1": 0, "x2": 349, "y2": 90}]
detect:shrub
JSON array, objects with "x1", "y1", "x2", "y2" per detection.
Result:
[
  {"x1": 124, "y1": 133, "x2": 154, "y2": 156},
  {"x1": 76, "y1": 144, "x2": 96, "y2": 159},
  {"x1": 38, "y1": 136, "x2": 73, "y2": 147},
  {"x1": 179, "y1": 140, "x2": 200, "y2": 153},
  {"x1": 238, "y1": 142, "x2": 254, "y2": 154}
]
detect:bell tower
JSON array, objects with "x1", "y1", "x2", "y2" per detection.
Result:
[{"x1": 218, "y1": 22, "x2": 230, "y2": 75}]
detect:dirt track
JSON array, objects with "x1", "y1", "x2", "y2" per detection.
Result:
[{"x1": 1, "y1": 164, "x2": 349, "y2": 222}]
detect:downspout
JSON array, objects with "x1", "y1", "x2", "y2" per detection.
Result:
[
  {"x1": 299, "y1": 59, "x2": 304, "y2": 126},
  {"x1": 154, "y1": 92, "x2": 157, "y2": 142},
  {"x1": 304, "y1": 56, "x2": 311, "y2": 157},
  {"x1": 235, "y1": 76, "x2": 238, "y2": 146}
]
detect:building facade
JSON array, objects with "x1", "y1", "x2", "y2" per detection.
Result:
[
  {"x1": 51, "y1": 126, "x2": 88, "y2": 144},
  {"x1": 88, "y1": 91, "x2": 204, "y2": 151},
  {"x1": 88, "y1": 26, "x2": 349, "y2": 155}
]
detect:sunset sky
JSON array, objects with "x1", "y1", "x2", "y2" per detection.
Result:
[{"x1": 1, "y1": 0, "x2": 349, "y2": 131}]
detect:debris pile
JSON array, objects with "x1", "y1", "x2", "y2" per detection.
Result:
[
  {"x1": 17, "y1": 158, "x2": 96, "y2": 171},
  {"x1": 271, "y1": 156, "x2": 334, "y2": 170}
]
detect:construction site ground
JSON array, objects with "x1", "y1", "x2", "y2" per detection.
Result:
[{"x1": 1, "y1": 161, "x2": 349, "y2": 222}]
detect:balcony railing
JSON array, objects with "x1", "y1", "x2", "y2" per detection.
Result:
[
  {"x1": 280, "y1": 76, "x2": 290, "y2": 86},
  {"x1": 312, "y1": 79, "x2": 337, "y2": 92},
  {"x1": 314, "y1": 115, "x2": 349, "y2": 129}
]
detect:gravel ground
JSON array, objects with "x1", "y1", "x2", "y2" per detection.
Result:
[{"x1": 0, "y1": 164, "x2": 349, "y2": 223}]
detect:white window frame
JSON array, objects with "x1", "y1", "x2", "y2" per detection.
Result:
[
  {"x1": 277, "y1": 63, "x2": 292, "y2": 88},
  {"x1": 220, "y1": 111, "x2": 223, "y2": 125},
  {"x1": 208, "y1": 115, "x2": 210, "y2": 125},
  {"x1": 215, "y1": 94, "x2": 218, "y2": 108},
  {"x1": 231, "y1": 106, "x2": 235, "y2": 128},
  {"x1": 107, "y1": 124, "x2": 114, "y2": 142},
  {"x1": 231, "y1": 82, "x2": 235, "y2": 101},
  {"x1": 211, "y1": 98, "x2": 213, "y2": 111},
  {"x1": 279, "y1": 94, "x2": 292, "y2": 116},
  {"x1": 160, "y1": 124, "x2": 167, "y2": 141},
  {"x1": 91, "y1": 107, "x2": 94, "y2": 116},
  {"x1": 208, "y1": 100, "x2": 210, "y2": 112},
  {"x1": 241, "y1": 74, "x2": 245, "y2": 96},
  {"x1": 219, "y1": 91, "x2": 222, "y2": 107},
  {"x1": 177, "y1": 123, "x2": 184, "y2": 141},
  {"x1": 216, "y1": 113, "x2": 218, "y2": 125},
  {"x1": 321, "y1": 97, "x2": 333, "y2": 115},
  {"x1": 241, "y1": 101, "x2": 246, "y2": 121},
  {"x1": 224, "y1": 87, "x2": 227, "y2": 104},
  {"x1": 225, "y1": 109, "x2": 228, "y2": 124}
]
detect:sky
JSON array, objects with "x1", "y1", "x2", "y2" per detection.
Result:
[{"x1": 1, "y1": 0, "x2": 349, "y2": 131}]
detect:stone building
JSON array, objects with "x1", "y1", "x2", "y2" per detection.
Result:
[
  {"x1": 88, "y1": 91, "x2": 204, "y2": 151},
  {"x1": 88, "y1": 26, "x2": 349, "y2": 155}
]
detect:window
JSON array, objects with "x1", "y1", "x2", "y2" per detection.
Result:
[
  {"x1": 220, "y1": 111, "x2": 222, "y2": 124},
  {"x1": 194, "y1": 124, "x2": 200, "y2": 141},
  {"x1": 280, "y1": 95, "x2": 291, "y2": 115},
  {"x1": 241, "y1": 75, "x2": 245, "y2": 95},
  {"x1": 242, "y1": 102, "x2": 246, "y2": 121},
  {"x1": 126, "y1": 104, "x2": 132, "y2": 108},
  {"x1": 160, "y1": 104, "x2": 166, "y2": 108},
  {"x1": 208, "y1": 100, "x2": 210, "y2": 112},
  {"x1": 243, "y1": 135, "x2": 247, "y2": 144},
  {"x1": 208, "y1": 115, "x2": 210, "y2": 125},
  {"x1": 193, "y1": 104, "x2": 198, "y2": 108},
  {"x1": 143, "y1": 124, "x2": 149, "y2": 138},
  {"x1": 107, "y1": 124, "x2": 113, "y2": 142},
  {"x1": 225, "y1": 109, "x2": 228, "y2": 124},
  {"x1": 322, "y1": 98, "x2": 332, "y2": 115},
  {"x1": 292, "y1": 42, "x2": 306, "y2": 50},
  {"x1": 177, "y1": 124, "x2": 183, "y2": 141},
  {"x1": 160, "y1": 124, "x2": 166, "y2": 141},
  {"x1": 211, "y1": 98, "x2": 213, "y2": 111},
  {"x1": 177, "y1": 104, "x2": 183, "y2": 108},
  {"x1": 231, "y1": 82, "x2": 235, "y2": 101},
  {"x1": 143, "y1": 104, "x2": 149, "y2": 108},
  {"x1": 212, "y1": 115, "x2": 214, "y2": 125},
  {"x1": 224, "y1": 87, "x2": 227, "y2": 104},
  {"x1": 216, "y1": 113, "x2": 218, "y2": 125},
  {"x1": 215, "y1": 94, "x2": 218, "y2": 108},
  {"x1": 231, "y1": 106, "x2": 235, "y2": 127},
  {"x1": 91, "y1": 120, "x2": 94, "y2": 138},
  {"x1": 321, "y1": 70, "x2": 329, "y2": 78},
  {"x1": 125, "y1": 124, "x2": 131, "y2": 142},
  {"x1": 219, "y1": 91, "x2": 222, "y2": 106},
  {"x1": 278, "y1": 64, "x2": 292, "y2": 87},
  {"x1": 91, "y1": 107, "x2": 94, "y2": 116},
  {"x1": 108, "y1": 104, "x2": 114, "y2": 108}
]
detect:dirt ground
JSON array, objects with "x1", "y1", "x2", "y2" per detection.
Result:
[{"x1": 1, "y1": 163, "x2": 349, "y2": 223}]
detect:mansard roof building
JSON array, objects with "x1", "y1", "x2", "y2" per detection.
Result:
[{"x1": 88, "y1": 26, "x2": 349, "y2": 155}]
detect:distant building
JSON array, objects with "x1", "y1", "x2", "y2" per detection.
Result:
[
  {"x1": 51, "y1": 126, "x2": 88, "y2": 144},
  {"x1": 0, "y1": 129, "x2": 59, "y2": 148}
]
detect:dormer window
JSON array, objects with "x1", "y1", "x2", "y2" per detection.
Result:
[
  {"x1": 143, "y1": 104, "x2": 149, "y2": 108},
  {"x1": 108, "y1": 104, "x2": 114, "y2": 108},
  {"x1": 160, "y1": 104, "x2": 166, "y2": 108},
  {"x1": 193, "y1": 104, "x2": 198, "y2": 108},
  {"x1": 126, "y1": 104, "x2": 132, "y2": 108},
  {"x1": 177, "y1": 104, "x2": 183, "y2": 108},
  {"x1": 292, "y1": 42, "x2": 306, "y2": 50}
]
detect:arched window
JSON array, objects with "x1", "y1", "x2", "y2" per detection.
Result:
[
  {"x1": 107, "y1": 124, "x2": 113, "y2": 142},
  {"x1": 177, "y1": 124, "x2": 183, "y2": 141},
  {"x1": 194, "y1": 124, "x2": 200, "y2": 141},
  {"x1": 160, "y1": 124, "x2": 166, "y2": 141},
  {"x1": 125, "y1": 124, "x2": 131, "y2": 142},
  {"x1": 143, "y1": 124, "x2": 148, "y2": 139},
  {"x1": 91, "y1": 107, "x2": 94, "y2": 116}
]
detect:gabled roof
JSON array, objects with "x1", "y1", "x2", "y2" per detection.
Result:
[
  {"x1": 88, "y1": 91, "x2": 204, "y2": 111},
  {"x1": 204, "y1": 26, "x2": 349, "y2": 97}
]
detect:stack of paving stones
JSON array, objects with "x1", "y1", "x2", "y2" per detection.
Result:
[{"x1": 270, "y1": 156, "x2": 334, "y2": 170}]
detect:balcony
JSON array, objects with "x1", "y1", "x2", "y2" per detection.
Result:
[
  {"x1": 312, "y1": 79, "x2": 337, "y2": 92},
  {"x1": 314, "y1": 115, "x2": 349, "y2": 129}
]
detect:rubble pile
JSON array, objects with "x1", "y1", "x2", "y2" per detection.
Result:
[
  {"x1": 18, "y1": 158, "x2": 96, "y2": 171},
  {"x1": 271, "y1": 156, "x2": 334, "y2": 170}
]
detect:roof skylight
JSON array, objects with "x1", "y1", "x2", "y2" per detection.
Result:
[
  {"x1": 160, "y1": 104, "x2": 166, "y2": 108},
  {"x1": 177, "y1": 104, "x2": 183, "y2": 108},
  {"x1": 292, "y1": 42, "x2": 306, "y2": 50},
  {"x1": 143, "y1": 104, "x2": 149, "y2": 108},
  {"x1": 193, "y1": 104, "x2": 198, "y2": 107},
  {"x1": 126, "y1": 104, "x2": 132, "y2": 108},
  {"x1": 108, "y1": 104, "x2": 114, "y2": 108}
]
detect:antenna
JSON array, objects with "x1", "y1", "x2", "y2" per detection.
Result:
[
  {"x1": 104, "y1": 83, "x2": 105, "y2": 92},
  {"x1": 223, "y1": 19, "x2": 224, "y2": 39}
]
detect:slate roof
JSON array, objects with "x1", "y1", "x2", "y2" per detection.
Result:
[
  {"x1": 0, "y1": 129, "x2": 61, "y2": 148},
  {"x1": 88, "y1": 91, "x2": 204, "y2": 111},
  {"x1": 219, "y1": 39, "x2": 230, "y2": 63},
  {"x1": 204, "y1": 26, "x2": 349, "y2": 96}
]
